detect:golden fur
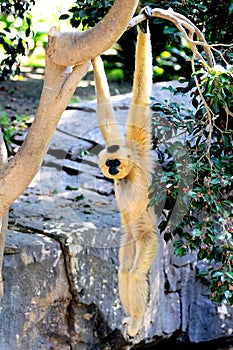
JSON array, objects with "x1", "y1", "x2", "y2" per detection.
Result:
[{"x1": 92, "y1": 22, "x2": 158, "y2": 337}]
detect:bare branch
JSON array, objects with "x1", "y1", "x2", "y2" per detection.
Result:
[{"x1": 128, "y1": 7, "x2": 215, "y2": 67}]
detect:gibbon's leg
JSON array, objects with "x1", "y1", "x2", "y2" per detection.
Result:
[
  {"x1": 92, "y1": 56, "x2": 124, "y2": 147},
  {"x1": 124, "y1": 210, "x2": 158, "y2": 337},
  {"x1": 118, "y1": 227, "x2": 135, "y2": 317}
]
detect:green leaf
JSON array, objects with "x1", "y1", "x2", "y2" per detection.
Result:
[
  {"x1": 211, "y1": 271, "x2": 223, "y2": 278},
  {"x1": 192, "y1": 228, "x2": 202, "y2": 237},
  {"x1": 74, "y1": 194, "x2": 84, "y2": 201},
  {"x1": 210, "y1": 177, "x2": 220, "y2": 185},
  {"x1": 225, "y1": 272, "x2": 233, "y2": 280},
  {"x1": 187, "y1": 190, "x2": 197, "y2": 198},
  {"x1": 65, "y1": 185, "x2": 78, "y2": 191},
  {"x1": 59, "y1": 14, "x2": 70, "y2": 20},
  {"x1": 197, "y1": 270, "x2": 209, "y2": 277},
  {"x1": 225, "y1": 290, "x2": 232, "y2": 299}
]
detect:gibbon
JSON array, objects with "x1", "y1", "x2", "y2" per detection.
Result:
[{"x1": 92, "y1": 8, "x2": 158, "y2": 337}]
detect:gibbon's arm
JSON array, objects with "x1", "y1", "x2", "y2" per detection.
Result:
[
  {"x1": 126, "y1": 21, "x2": 153, "y2": 150},
  {"x1": 92, "y1": 56, "x2": 124, "y2": 146}
]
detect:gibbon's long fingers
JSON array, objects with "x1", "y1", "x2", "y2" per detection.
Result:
[{"x1": 92, "y1": 56, "x2": 124, "y2": 145}]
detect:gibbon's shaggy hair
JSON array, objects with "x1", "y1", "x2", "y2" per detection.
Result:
[{"x1": 92, "y1": 12, "x2": 158, "y2": 337}]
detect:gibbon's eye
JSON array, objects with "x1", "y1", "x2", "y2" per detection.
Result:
[
  {"x1": 114, "y1": 159, "x2": 121, "y2": 166},
  {"x1": 105, "y1": 159, "x2": 121, "y2": 167}
]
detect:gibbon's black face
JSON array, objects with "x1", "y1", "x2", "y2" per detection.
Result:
[
  {"x1": 105, "y1": 158, "x2": 121, "y2": 175},
  {"x1": 98, "y1": 144, "x2": 134, "y2": 180}
]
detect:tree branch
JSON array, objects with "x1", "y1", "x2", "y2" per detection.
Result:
[
  {"x1": 128, "y1": 7, "x2": 215, "y2": 67},
  {"x1": 47, "y1": 0, "x2": 139, "y2": 66}
]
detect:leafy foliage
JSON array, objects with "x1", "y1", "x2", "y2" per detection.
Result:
[
  {"x1": 150, "y1": 60, "x2": 233, "y2": 305},
  {"x1": 0, "y1": 110, "x2": 28, "y2": 154},
  {"x1": 0, "y1": 0, "x2": 35, "y2": 80},
  {"x1": 142, "y1": 0, "x2": 233, "y2": 80},
  {"x1": 143, "y1": 0, "x2": 233, "y2": 45},
  {"x1": 62, "y1": 0, "x2": 233, "y2": 81},
  {"x1": 60, "y1": 0, "x2": 113, "y2": 29}
]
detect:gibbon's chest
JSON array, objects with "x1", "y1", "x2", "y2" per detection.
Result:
[{"x1": 114, "y1": 167, "x2": 149, "y2": 217}]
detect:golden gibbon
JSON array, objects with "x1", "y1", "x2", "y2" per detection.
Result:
[{"x1": 92, "y1": 8, "x2": 158, "y2": 337}]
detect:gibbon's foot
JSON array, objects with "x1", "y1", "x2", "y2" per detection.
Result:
[
  {"x1": 123, "y1": 316, "x2": 142, "y2": 337},
  {"x1": 139, "y1": 6, "x2": 153, "y2": 34}
]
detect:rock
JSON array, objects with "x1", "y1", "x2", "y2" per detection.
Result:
[
  {"x1": 1, "y1": 230, "x2": 71, "y2": 350},
  {"x1": 1, "y1": 82, "x2": 233, "y2": 349}
]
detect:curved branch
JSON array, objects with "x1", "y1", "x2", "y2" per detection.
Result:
[
  {"x1": 47, "y1": 0, "x2": 139, "y2": 66},
  {"x1": 128, "y1": 7, "x2": 215, "y2": 67}
]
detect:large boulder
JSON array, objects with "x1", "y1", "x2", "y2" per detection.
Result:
[
  {"x1": 1, "y1": 231, "x2": 71, "y2": 350},
  {"x1": 1, "y1": 83, "x2": 233, "y2": 349}
]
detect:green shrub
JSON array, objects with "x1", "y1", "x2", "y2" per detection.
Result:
[{"x1": 149, "y1": 60, "x2": 233, "y2": 305}]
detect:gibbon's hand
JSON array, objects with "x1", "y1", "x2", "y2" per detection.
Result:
[{"x1": 138, "y1": 6, "x2": 153, "y2": 34}]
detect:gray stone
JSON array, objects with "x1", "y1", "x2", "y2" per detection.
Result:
[
  {"x1": 1, "y1": 231, "x2": 71, "y2": 350},
  {"x1": 1, "y1": 82, "x2": 233, "y2": 349}
]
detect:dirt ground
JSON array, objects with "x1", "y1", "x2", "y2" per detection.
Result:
[{"x1": 0, "y1": 68, "x2": 132, "y2": 118}]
